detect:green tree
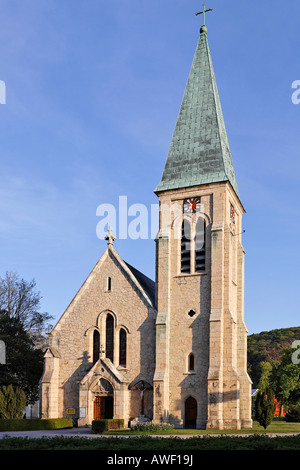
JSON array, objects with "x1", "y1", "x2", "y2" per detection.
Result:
[
  {"x1": 0, "y1": 310, "x2": 44, "y2": 403},
  {"x1": 255, "y1": 387, "x2": 276, "y2": 429},
  {"x1": 0, "y1": 385, "x2": 26, "y2": 419},
  {"x1": 257, "y1": 361, "x2": 272, "y2": 391},
  {"x1": 270, "y1": 345, "x2": 300, "y2": 408},
  {"x1": 247, "y1": 327, "x2": 300, "y2": 387}
]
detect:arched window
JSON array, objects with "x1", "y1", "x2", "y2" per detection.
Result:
[
  {"x1": 181, "y1": 219, "x2": 191, "y2": 273},
  {"x1": 93, "y1": 330, "x2": 100, "y2": 364},
  {"x1": 106, "y1": 314, "x2": 114, "y2": 363},
  {"x1": 188, "y1": 353, "x2": 195, "y2": 372},
  {"x1": 195, "y1": 217, "x2": 206, "y2": 272},
  {"x1": 119, "y1": 328, "x2": 127, "y2": 367}
]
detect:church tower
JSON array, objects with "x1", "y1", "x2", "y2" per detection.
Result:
[{"x1": 153, "y1": 12, "x2": 252, "y2": 429}]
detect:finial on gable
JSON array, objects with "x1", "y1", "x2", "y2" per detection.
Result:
[{"x1": 105, "y1": 226, "x2": 116, "y2": 248}]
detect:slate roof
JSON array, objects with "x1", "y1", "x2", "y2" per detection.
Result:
[
  {"x1": 125, "y1": 262, "x2": 155, "y2": 306},
  {"x1": 155, "y1": 30, "x2": 239, "y2": 199}
]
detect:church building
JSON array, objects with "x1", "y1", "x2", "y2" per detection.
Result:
[{"x1": 41, "y1": 13, "x2": 252, "y2": 430}]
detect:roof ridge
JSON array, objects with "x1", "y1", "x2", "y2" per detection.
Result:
[
  {"x1": 124, "y1": 261, "x2": 155, "y2": 306},
  {"x1": 124, "y1": 261, "x2": 154, "y2": 283}
]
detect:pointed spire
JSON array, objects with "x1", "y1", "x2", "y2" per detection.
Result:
[{"x1": 155, "y1": 26, "x2": 239, "y2": 199}]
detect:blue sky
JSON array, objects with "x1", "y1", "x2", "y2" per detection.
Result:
[{"x1": 0, "y1": 0, "x2": 299, "y2": 335}]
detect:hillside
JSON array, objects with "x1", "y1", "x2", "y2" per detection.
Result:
[{"x1": 247, "y1": 326, "x2": 300, "y2": 388}]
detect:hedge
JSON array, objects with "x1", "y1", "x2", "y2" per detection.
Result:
[
  {"x1": 92, "y1": 419, "x2": 124, "y2": 433},
  {"x1": 0, "y1": 418, "x2": 73, "y2": 432}
]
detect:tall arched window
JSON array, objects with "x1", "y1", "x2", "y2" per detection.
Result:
[
  {"x1": 195, "y1": 217, "x2": 206, "y2": 272},
  {"x1": 93, "y1": 330, "x2": 100, "y2": 364},
  {"x1": 181, "y1": 219, "x2": 191, "y2": 273},
  {"x1": 119, "y1": 328, "x2": 127, "y2": 367},
  {"x1": 106, "y1": 314, "x2": 114, "y2": 363}
]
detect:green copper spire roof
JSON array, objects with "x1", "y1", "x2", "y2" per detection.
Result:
[{"x1": 155, "y1": 29, "x2": 239, "y2": 198}]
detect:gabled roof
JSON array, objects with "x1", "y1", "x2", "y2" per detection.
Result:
[
  {"x1": 44, "y1": 347, "x2": 60, "y2": 358},
  {"x1": 79, "y1": 357, "x2": 127, "y2": 386},
  {"x1": 50, "y1": 246, "x2": 156, "y2": 334},
  {"x1": 155, "y1": 30, "x2": 239, "y2": 200}
]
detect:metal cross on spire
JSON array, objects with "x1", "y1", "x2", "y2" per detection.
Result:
[{"x1": 195, "y1": 3, "x2": 213, "y2": 31}]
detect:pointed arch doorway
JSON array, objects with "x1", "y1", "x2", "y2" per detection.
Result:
[
  {"x1": 93, "y1": 378, "x2": 114, "y2": 420},
  {"x1": 184, "y1": 397, "x2": 197, "y2": 429}
]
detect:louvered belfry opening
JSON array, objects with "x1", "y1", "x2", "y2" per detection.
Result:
[
  {"x1": 195, "y1": 217, "x2": 206, "y2": 272},
  {"x1": 181, "y1": 219, "x2": 191, "y2": 273}
]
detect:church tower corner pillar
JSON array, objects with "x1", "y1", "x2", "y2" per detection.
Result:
[
  {"x1": 237, "y1": 243, "x2": 253, "y2": 428},
  {"x1": 153, "y1": 227, "x2": 171, "y2": 424},
  {"x1": 207, "y1": 222, "x2": 224, "y2": 429}
]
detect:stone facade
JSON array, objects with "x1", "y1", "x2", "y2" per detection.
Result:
[{"x1": 41, "y1": 248, "x2": 156, "y2": 426}]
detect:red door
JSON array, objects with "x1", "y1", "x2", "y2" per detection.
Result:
[
  {"x1": 94, "y1": 397, "x2": 105, "y2": 420},
  {"x1": 94, "y1": 396, "x2": 114, "y2": 420}
]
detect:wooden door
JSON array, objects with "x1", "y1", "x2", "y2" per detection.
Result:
[
  {"x1": 185, "y1": 397, "x2": 197, "y2": 428},
  {"x1": 94, "y1": 396, "x2": 105, "y2": 420},
  {"x1": 94, "y1": 396, "x2": 114, "y2": 420}
]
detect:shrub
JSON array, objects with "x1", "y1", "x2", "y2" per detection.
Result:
[
  {"x1": 0, "y1": 385, "x2": 26, "y2": 419},
  {"x1": 130, "y1": 422, "x2": 175, "y2": 432},
  {"x1": 92, "y1": 419, "x2": 124, "y2": 434},
  {"x1": 0, "y1": 418, "x2": 73, "y2": 432},
  {"x1": 255, "y1": 387, "x2": 276, "y2": 429}
]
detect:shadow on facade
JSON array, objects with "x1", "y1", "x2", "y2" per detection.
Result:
[
  {"x1": 129, "y1": 314, "x2": 156, "y2": 420},
  {"x1": 208, "y1": 389, "x2": 240, "y2": 404},
  {"x1": 63, "y1": 350, "x2": 92, "y2": 418}
]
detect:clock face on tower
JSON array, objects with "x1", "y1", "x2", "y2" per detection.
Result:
[
  {"x1": 183, "y1": 197, "x2": 200, "y2": 213},
  {"x1": 230, "y1": 204, "x2": 236, "y2": 223}
]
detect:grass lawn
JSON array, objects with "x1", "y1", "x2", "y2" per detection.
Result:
[{"x1": 105, "y1": 420, "x2": 300, "y2": 435}]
